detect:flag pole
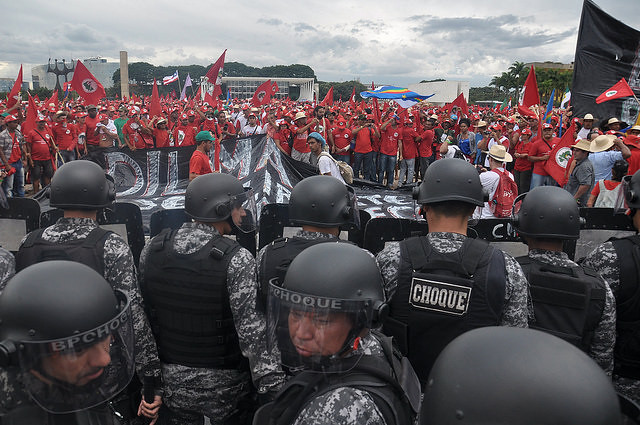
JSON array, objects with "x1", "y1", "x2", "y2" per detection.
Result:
[{"x1": 177, "y1": 72, "x2": 182, "y2": 98}]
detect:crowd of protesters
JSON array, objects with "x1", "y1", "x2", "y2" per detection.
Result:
[{"x1": 2, "y1": 93, "x2": 640, "y2": 214}]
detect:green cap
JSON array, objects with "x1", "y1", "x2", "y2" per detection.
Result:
[{"x1": 195, "y1": 131, "x2": 215, "y2": 142}]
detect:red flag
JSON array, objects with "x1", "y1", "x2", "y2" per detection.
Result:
[
  {"x1": 596, "y1": 78, "x2": 636, "y2": 104},
  {"x1": 6, "y1": 65, "x2": 23, "y2": 109},
  {"x1": 544, "y1": 119, "x2": 577, "y2": 186},
  {"x1": 251, "y1": 80, "x2": 273, "y2": 107},
  {"x1": 320, "y1": 86, "x2": 334, "y2": 106},
  {"x1": 23, "y1": 93, "x2": 38, "y2": 137},
  {"x1": 520, "y1": 66, "x2": 540, "y2": 108},
  {"x1": 205, "y1": 50, "x2": 226, "y2": 100},
  {"x1": 271, "y1": 81, "x2": 279, "y2": 95},
  {"x1": 517, "y1": 104, "x2": 538, "y2": 119},
  {"x1": 204, "y1": 91, "x2": 216, "y2": 106},
  {"x1": 70, "y1": 60, "x2": 106, "y2": 105},
  {"x1": 449, "y1": 92, "x2": 469, "y2": 116},
  {"x1": 349, "y1": 87, "x2": 356, "y2": 109},
  {"x1": 46, "y1": 90, "x2": 59, "y2": 109},
  {"x1": 150, "y1": 79, "x2": 162, "y2": 119}
]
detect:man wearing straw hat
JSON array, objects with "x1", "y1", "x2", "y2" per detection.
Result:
[
  {"x1": 589, "y1": 134, "x2": 631, "y2": 182},
  {"x1": 474, "y1": 144, "x2": 515, "y2": 219},
  {"x1": 564, "y1": 138, "x2": 595, "y2": 207}
]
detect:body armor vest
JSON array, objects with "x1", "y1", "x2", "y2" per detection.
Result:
[
  {"x1": 142, "y1": 229, "x2": 244, "y2": 369},
  {"x1": 387, "y1": 236, "x2": 506, "y2": 384}
]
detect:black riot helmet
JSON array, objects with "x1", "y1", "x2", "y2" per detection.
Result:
[
  {"x1": 288, "y1": 175, "x2": 356, "y2": 228},
  {"x1": 413, "y1": 158, "x2": 485, "y2": 206},
  {"x1": 622, "y1": 169, "x2": 640, "y2": 210},
  {"x1": 267, "y1": 243, "x2": 387, "y2": 372},
  {"x1": 421, "y1": 327, "x2": 621, "y2": 425},
  {"x1": 50, "y1": 160, "x2": 116, "y2": 209},
  {"x1": 184, "y1": 173, "x2": 257, "y2": 232},
  {"x1": 512, "y1": 186, "x2": 583, "y2": 240},
  {"x1": 0, "y1": 261, "x2": 134, "y2": 413}
]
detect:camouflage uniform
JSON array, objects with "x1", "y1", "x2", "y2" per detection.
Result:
[
  {"x1": 0, "y1": 247, "x2": 14, "y2": 288},
  {"x1": 139, "y1": 222, "x2": 285, "y2": 425},
  {"x1": 285, "y1": 332, "x2": 388, "y2": 425},
  {"x1": 583, "y1": 242, "x2": 640, "y2": 403},
  {"x1": 376, "y1": 232, "x2": 531, "y2": 326},
  {"x1": 527, "y1": 249, "x2": 616, "y2": 374}
]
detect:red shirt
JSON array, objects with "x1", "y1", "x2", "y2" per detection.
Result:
[
  {"x1": 189, "y1": 149, "x2": 213, "y2": 176},
  {"x1": 529, "y1": 137, "x2": 558, "y2": 176},
  {"x1": 624, "y1": 136, "x2": 640, "y2": 175},
  {"x1": 513, "y1": 140, "x2": 533, "y2": 172},
  {"x1": 172, "y1": 125, "x2": 196, "y2": 147},
  {"x1": 353, "y1": 126, "x2": 374, "y2": 154},
  {"x1": 52, "y1": 121, "x2": 78, "y2": 151},
  {"x1": 7, "y1": 131, "x2": 22, "y2": 163},
  {"x1": 218, "y1": 121, "x2": 236, "y2": 139},
  {"x1": 153, "y1": 128, "x2": 171, "y2": 148},
  {"x1": 332, "y1": 127, "x2": 353, "y2": 150},
  {"x1": 380, "y1": 125, "x2": 402, "y2": 156},
  {"x1": 27, "y1": 128, "x2": 53, "y2": 161},
  {"x1": 275, "y1": 129, "x2": 292, "y2": 155},
  {"x1": 590, "y1": 180, "x2": 621, "y2": 197},
  {"x1": 401, "y1": 126, "x2": 419, "y2": 159},
  {"x1": 418, "y1": 129, "x2": 434, "y2": 157},
  {"x1": 291, "y1": 124, "x2": 310, "y2": 153},
  {"x1": 123, "y1": 121, "x2": 149, "y2": 149},
  {"x1": 85, "y1": 116, "x2": 99, "y2": 146}
]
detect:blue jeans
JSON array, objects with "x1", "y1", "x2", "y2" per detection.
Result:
[
  {"x1": 378, "y1": 153, "x2": 397, "y2": 187},
  {"x1": 57, "y1": 150, "x2": 77, "y2": 167},
  {"x1": 530, "y1": 173, "x2": 558, "y2": 190},
  {"x1": 398, "y1": 158, "x2": 415, "y2": 186},
  {"x1": 354, "y1": 151, "x2": 374, "y2": 181},
  {"x1": 2, "y1": 160, "x2": 24, "y2": 198},
  {"x1": 333, "y1": 153, "x2": 351, "y2": 164}
]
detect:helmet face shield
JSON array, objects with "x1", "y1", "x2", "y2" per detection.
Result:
[
  {"x1": 230, "y1": 187, "x2": 257, "y2": 233},
  {"x1": 267, "y1": 283, "x2": 372, "y2": 373},
  {"x1": 18, "y1": 290, "x2": 134, "y2": 413},
  {"x1": 345, "y1": 186, "x2": 360, "y2": 229}
]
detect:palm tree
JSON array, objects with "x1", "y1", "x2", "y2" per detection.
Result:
[{"x1": 508, "y1": 61, "x2": 527, "y2": 101}]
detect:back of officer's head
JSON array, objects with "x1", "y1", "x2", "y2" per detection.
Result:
[
  {"x1": 421, "y1": 327, "x2": 621, "y2": 425},
  {"x1": 50, "y1": 160, "x2": 115, "y2": 210},
  {"x1": 512, "y1": 186, "x2": 582, "y2": 241},
  {"x1": 288, "y1": 175, "x2": 352, "y2": 228},
  {"x1": 414, "y1": 158, "x2": 484, "y2": 218}
]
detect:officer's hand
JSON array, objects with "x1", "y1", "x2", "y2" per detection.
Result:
[{"x1": 138, "y1": 395, "x2": 162, "y2": 425}]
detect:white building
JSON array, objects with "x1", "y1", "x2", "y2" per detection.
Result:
[
  {"x1": 32, "y1": 58, "x2": 119, "y2": 90},
  {"x1": 221, "y1": 77, "x2": 316, "y2": 102},
  {"x1": 408, "y1": 80, "x2": 470, "y2": 106}
]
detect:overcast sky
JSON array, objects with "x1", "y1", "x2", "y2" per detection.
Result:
[{"x1": 1, "y1": 0, "x2": 638, "y2": 88}]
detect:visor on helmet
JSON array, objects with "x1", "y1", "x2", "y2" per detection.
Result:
[
  {"x1": 267, "y1": 283, "x2": 373, "y2": 374},
  {"x1": 231, "y1": 187, "x2": 258, "y2": 233},
  {"x1": 18, "y1": 290, "x2": 134, "y2": 413},
  {"x1": 616, "y1": 175, "x2": 638, "y2": 215},
  {"x1": 345, "y1": 186, "x2": 360, "y2": 229}
]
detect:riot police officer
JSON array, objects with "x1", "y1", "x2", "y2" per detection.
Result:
[
  {"x1": 256, "y1": 175, "x2": 357, "y2": 309},
  {"x1": 512, "y1": 186, "x2": 616, "y2": 373},
  {"x1": 138, "y1": 173, "x2": 285, "y2": 425},
  {"x1": 0, "y1": 261, "x2": 139, "y2": 424},
  {"x1": 421, "y1": 327, "x2": 621, "y2": 425},
  {"x1": 376, "y1": 158, "x2": 530, "y2": 385},
  {"x1": 255, "y1": 243, "x2": 420, "y2": 425},
  {"x1": 584, "y1": 169, "x2": 640, "y2": 403},
  {"x1": 13, "y1": 160, "x2": 163, "y2": 418}
]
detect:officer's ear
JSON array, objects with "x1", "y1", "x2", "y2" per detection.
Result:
[
  {"x1": 0, "y1": 340, "x2": 17, "y2": 367},
  {"x1": 371, "y1": 300, "x2": 389, "y2": 328}
]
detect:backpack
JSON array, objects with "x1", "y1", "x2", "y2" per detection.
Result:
[
  {"x1": 489, "y1": 168, "x2": 518, "y2": 218},
  {"x1": 318, "y1": 152, "x2": 354, "y2": 184}
]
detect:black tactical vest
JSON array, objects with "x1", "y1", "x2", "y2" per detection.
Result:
[
  {"x1": 387, "y1": 236, "x2": 506, "y2": 384},
  {"x1": 252, "y1": 332, "x2": 420, "y2": 425},
  {"x1": 517, "y1": 256, "x2": 606, "y2": 352},
  {"x1": 0, "y1": 403, "x2": 117, "y2": 425},
  {"x1": 258, "y1": 236, "x2": 344, "y2": 311},
  {"x1": 610, "y1": 235, "x2": 640, "y2": 379},
  {"x1": 15, "y1": 227, "x2": 111, "y2": 274},
  {"x1": 141, "y1": 229, "x2": 244, "y2": 369}
]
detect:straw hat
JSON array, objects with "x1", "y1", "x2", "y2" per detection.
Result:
[
  {"x1": 293, "y1": 111, "x2": 306, "y2": 121},
  {"x1": 484, "y1": 144, "x2": 513, "y2": 163},
  {"x1": 571, "y1": 139, "x2": 592, "y2": 152},
  {"x1": 590, "y1": 134, "x2": 617, "y2": 152}
]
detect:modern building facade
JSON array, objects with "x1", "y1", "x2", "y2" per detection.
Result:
[
  {"x1": 221, "y1": 77, "x2": 316, "y2": 102},
  {"x1": 31, "y1": 58, "x2": 119, "y2": 91},
  {"x1": 408, "y1": 80, "x2": 470, "y2": 106}
]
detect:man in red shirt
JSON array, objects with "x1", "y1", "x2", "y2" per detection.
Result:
[
  {"x1": 624, "y1": 125, "x2": 640, "y2": 175},
  {"x1": 84, "y1": 105, "x2": 100, "y2": 151},
  {"x1": 331, "y1": 118, "x2": 352, "y2": 164},
  {"x1": 378, "y1": 115, "x2": 402, "y2": 188},
  {"x1": 173, "y1": 113, "x2": 197, "y2": 147},
  {"x1": 291, "y1": 111, "x2": 316, "y2": 164},
  {"x1": 189, "y1": 131, "x2": 214, "y2": 180},
  {"x1": 512, "y1": 128, "x2": 534, "y2": 194},
  {"x1": 217, "y1": 112, "x2": 237, "y2": 140},
  {"x1": 398, "y1": 117, "x2": 420, "y2": 187},
  {"x1": 351, "y1": 115, "x2": 379, "y2": 181},
  {"x1": 123, "y1": 111, "x2": 153, "y2": 150},
  {"x1": 418, "y1": 118, "x2": 434, "y2": 181},
  {"x1": 26, "y1": 115, "x2": 57, "y2": 194},
  {"x1": 51, "y1": 111, "x2": 78, "y2": 165},
  {"x1": 152, "y1": 118, "x2": 172, "y2": 148},
  {"x1": 528, "y1": 123, "x2": 559, "y2": 190}
]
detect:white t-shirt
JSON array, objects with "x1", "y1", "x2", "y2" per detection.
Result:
[
  {"x1": 241, "y1": 124, "x2": 264, "y2": 136},
  {"x1": 318, "y1": 154, "x2": 346, "y2": 184},
  {"x1": 473, "y1": 167, "x2": 514, "y2": 219}
]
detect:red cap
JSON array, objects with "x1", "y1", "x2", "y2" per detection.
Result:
[
  {"x1": 521, "y1": 128, "x2": 532, "y2": 135},
  {"x1": 542, "y1": 123, "x2": 553, "y2": 129},
  {"x1": 181, "y1": 113, "x2": 188, "y2": 120},
  {"x1": 187, "y1": 110, "x2": 196, "y2": 116},
  {"x1": 98, "y1": 114, "x2": 109, "y2": 121},
  {"x1": 3, "y1": 114, "x2": 18, "y2": 123}
]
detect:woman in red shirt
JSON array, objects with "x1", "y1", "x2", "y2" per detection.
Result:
[{"x1": 512, "y1": 128, "x2": 534, "y2": 195}]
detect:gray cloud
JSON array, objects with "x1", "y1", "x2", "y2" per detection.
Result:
[
  {"x1": 257, "y1": 18, "x2": 283, "y2": 25},
  {"x1": 294, "y1": 23, "x2": 317, "y2": 32}
]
